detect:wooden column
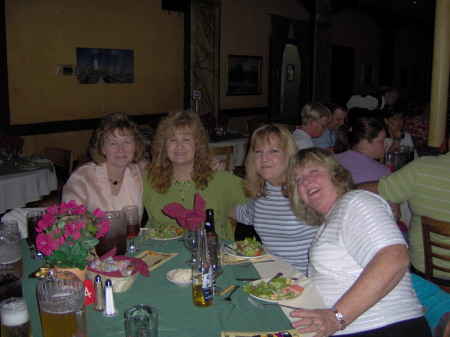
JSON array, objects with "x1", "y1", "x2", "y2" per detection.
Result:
[{"x1": 428, "y1": 0, "x2": 450, "y2": 147}]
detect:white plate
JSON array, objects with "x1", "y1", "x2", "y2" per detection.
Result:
[
  {"x1": 165, "y1": 269, "x2": 192, "y2": 286},
  {"x1": 144, "y1": 226, "x2": 184, "y2": 241},
  {"x1": 245, "y1": 278, "x2": 303, "y2": 303},
  {"x1": 224, "y1": 243, "x2": 269, "y2": 260},
  {"x1": 18, "y1": 165, "x2": 39, "y2": 170}
]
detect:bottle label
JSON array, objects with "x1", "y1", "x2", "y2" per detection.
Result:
[{"x1": 201, "y1": 273, "x2": 213, "y2": 302}]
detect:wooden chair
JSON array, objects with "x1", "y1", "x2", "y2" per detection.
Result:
[
  {"x1": 421, "y1": 216, "x2": 450, "y2": 293},
  {"x1": 41, "y1": 147, "x2": 74, "y2": 185},
  {"x1": 210, "y1": 145, "x2": 234, "y2": 171}
]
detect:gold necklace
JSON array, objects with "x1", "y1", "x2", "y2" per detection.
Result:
[{"x1": 174, "y1": 180, "x2": 191, "y2": 202}]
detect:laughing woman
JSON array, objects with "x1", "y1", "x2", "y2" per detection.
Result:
[{"x1": 286, "y1": 147, "x2": 430, "y2": 337}]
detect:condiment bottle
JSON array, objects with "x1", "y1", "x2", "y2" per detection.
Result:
[
  {"x1": 103, "y1": 279, "x2": 118, "y2": 317},
  {"x1": 94, "y1": 275, "x2": 104, "y2": 312},
  {"x1": 192, "y1": 225, "x2": 213, "y2": 307}
]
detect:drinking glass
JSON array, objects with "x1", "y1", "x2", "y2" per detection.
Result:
[
  {"x1": 210, "y1": 238, "x2": 224, "y2": 295},
  {"x1": 123, "y1": 205, "x2": 140, "y2": 253},
  {"x1": 26, "y1": 211, "x2": 44, "y2": 259},
  {"x1": 0, "y1": 266, "x2": 22, "y2": 303},
  {"x1": 183, "y1": 230, "x2": 197, "y2": 266},
  {"x1": 0, "y1": 297, "x2": 32, "y2": 337},
  {"x1": 37, "y1": 270, "x2": 86, "y2": 337},
  {"x1": 124, "y1": 304, "x2": 158, "y2": 337},
  {"x1": 0, "y1": 221, "x2": 23, "y2": 276},
  {"x1": 95, "y1": 210, "x2": 127, "y2": 257}
]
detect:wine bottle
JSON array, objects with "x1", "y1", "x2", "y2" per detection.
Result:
[
  {"x1": 204, "y1": 209, "x2": 219, "y2": 272},
  {"x1": 192, "y1": 225, "x2": 214, "y2": 307}
]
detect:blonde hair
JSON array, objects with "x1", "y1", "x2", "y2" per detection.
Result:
[
  {"x1": 300, "y1": 101, "x2": 331, "y2": 125},
  {"x1": 89, "y1": 112, "x2": 146, "y2": 165},
  {"x1": 146, "y1": 110, "x2": 213, "y2": 194},
  {"x1": 286, "y1": 147, "x2": 354, "y2": 226},
  {"x1": 244, "y1": 124, "x2": 298, "y2": 198}
]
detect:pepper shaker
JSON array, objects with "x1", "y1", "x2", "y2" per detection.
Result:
[
  {"x1": 103, "y1": 279, "x2": 118, "y2": 317},
  {"x1": 94, "y1": 275, "x2": 104, "y2": 312}
]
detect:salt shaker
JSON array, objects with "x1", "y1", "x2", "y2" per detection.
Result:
[
  {"x1": 103, "y1": 279, "x2": 117, "y2": 317},
  {"x1": 94, "y1": 275, "x2": 104, "y2": 312}
]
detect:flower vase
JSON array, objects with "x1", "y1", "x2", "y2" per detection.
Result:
[{"x1": 55, "y1": 266, "x2": 88, "y2": 281}]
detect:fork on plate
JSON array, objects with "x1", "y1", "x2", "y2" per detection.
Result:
[{"x1": 247, "y1": 297, "x2": 300, "y2": 310}]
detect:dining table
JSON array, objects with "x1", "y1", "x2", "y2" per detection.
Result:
[
  {"x1": 20, "y1": 233, "x2": 325, "y2": 337},
  {"x1": 0, "y1": 155, "x2": 57, "y2": 214},
  {"x1": 208, "y1": 132, "x2": 249, "y2": 171}
]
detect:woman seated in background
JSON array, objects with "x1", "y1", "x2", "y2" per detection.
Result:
[
  {"x1": 143, "y1": 110, "x2": 246, "y2": 240},
  {"x1": 286, "y1": 147, "x2": 430, "y2": 337},
  {"x1": 232, "y1": 124, "x2": 317, "y2": 275},
  {"x1": 334, "y1": 117, "x2": 390, "y2": 184},
  {"x1": 62, "y1": 112, "x2": 147, "y2": 219},
  {"x1": 382, "y1": 105, "x2": 418, "y2": 158}
]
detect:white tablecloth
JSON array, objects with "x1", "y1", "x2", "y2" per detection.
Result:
[
  {"x1": 0, "y1": 167, "x2": 57, "y2": 214},
  {"x1": 209, "y1": 137, "x2": 248, "y2": 170}
]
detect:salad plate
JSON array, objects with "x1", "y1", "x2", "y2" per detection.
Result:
[
  {"x1": 243, "y1": 278, "x2": 304, "y2": 303},
  {"x1": 145, "y1": 225, "x2": 184, "y2": 241},
  {"x1": 224, "y1": 238, "x2": 268, "y2": 259}
]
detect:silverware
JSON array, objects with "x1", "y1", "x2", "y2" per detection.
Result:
[
  {"x1": 247, "y1": 297, "x2": 299, "y2": 310},
  {"x1": 240, "y1": 259, "x2": 275, "y2": 268},
  {"x1": 147, "y1": 258, "x2": 164, "y2": 267},
  {"x1": 222, "y1": 285, "x2": 240, "y2": 301},
  {"x1": 267, "y1": 272, "x2": 283, "y2": 284},
  {"x1": 236, "y1": 277, "x2": 298, "y2": 282}
]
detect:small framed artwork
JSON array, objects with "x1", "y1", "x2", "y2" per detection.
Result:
[
  {"x1": 57, "y1": 65, "x2": 76, "y2": 76},
  {"x1": 361, "y1": 64, "x2": 374, "y2": 84},
  {"x1": 287, "y1": 64, "x2": 295, "y2": 82},
  {"x1": 226, "y1": 55, "x2": 262, "y2": 96}
]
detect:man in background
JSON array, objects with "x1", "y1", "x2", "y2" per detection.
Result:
[{"x1": 311, "y1": 102, "x2": 347, "y2": 152}]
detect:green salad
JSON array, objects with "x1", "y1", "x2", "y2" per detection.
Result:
[
  {"x1": 146, "y1": 225, "x2": 184, "y2": 239},
  {"x1": 243, "y1": 277, "x2": 304, "y2": 301},
  {"x1": 234, "y1": 237, "x2": 265, "y2": 257}
]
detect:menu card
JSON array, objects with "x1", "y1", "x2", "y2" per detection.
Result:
[
  {"x1": 221, "y1": 329, "x2": 302, "y2": 337},
  {"x1": 135, "y1": 250, "x2": 177, "y2": 271}
]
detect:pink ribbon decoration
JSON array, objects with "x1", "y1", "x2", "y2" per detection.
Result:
[{"x1": 162, "y1": 193, "x2": 206, "y2": 231}]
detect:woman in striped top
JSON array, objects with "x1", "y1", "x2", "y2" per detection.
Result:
[
  {"x1": 233, "y1": 124, "x2": 317, "y2": 275},
  {"x1": 286, "y1": 147, "x2": 429, "y2": 337}
]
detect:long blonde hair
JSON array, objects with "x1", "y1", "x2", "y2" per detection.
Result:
[
  {"x1": 146, "y1": 110, "x2": 213, "y2": 194},
  {"x1": 286, "y1": 147, "x2": 354, "y2": 226},
  {"x1": 244, "y1": 124, "x2": 298, "y2": 199}
]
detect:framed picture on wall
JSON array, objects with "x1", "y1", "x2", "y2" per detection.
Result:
[
  {"x1": 361, "y1": 64, "x2": 374, "y2": 84},
  {"x1": 226, "y1": 55, "x2": 262, "y2": 95}
]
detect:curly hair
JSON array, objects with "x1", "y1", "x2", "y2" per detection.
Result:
[
  {"x1": 244, "y1": 124, "x2": 298, "y2": 199},
  {"x1": 146, "y1": 110, "x2": 213, "y2": 194},
  {"x1": 286, "y1": 147, "x2": 354, "y2": 226},
  {"x1": 89, "y1": 112, "x2": 146, "y2": 165}
]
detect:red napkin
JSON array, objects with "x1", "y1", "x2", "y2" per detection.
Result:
[
  {"x1": 162, "y1": 193, "x2": 206, "y2": 231},
  {"x1": 88, "y1": 247, "x2": 150, "y2": 277}
]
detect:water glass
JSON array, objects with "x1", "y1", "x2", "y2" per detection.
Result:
[
  {"x1": 0, "y1": 266, "x2": 22, "y2": 303},
  {"x1": 26, "y1": 211, "x2": 44, "y2": 259},
  {"x1": 124, "y1": 304, "x2": 158, "y2": 337},
  {"x1": 95, "y1": 210, "x2": 127, "y2": 257},
  {"x1": 0, "y1": 221, "x2": 23, "y2": 276},
  {"x1": 0, "y1": 297, "x2": 32, "y2": 337},
  {"x1": 123, "y1": 205, "x2": 140, "y2": 253},
  {"x1": 183, "y1": 230, "x2": 197, "y2": 266}
]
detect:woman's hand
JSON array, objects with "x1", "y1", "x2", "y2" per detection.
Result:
[
  {"x1": 211, "y1": 157, "x2": 225, "y2": 171},
  {"x1": 290, "y1": 308, "x2": 340, "y2": 337}
]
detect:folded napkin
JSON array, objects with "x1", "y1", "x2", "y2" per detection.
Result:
[
  {"x1": 1, "y1": 207, "x2": 46, "y2": 239},
  {"x1": 162, "y1": 193, "x2": 206, "y2": 231}
]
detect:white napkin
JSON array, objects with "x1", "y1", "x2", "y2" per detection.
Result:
[{"x1": 1, "y1": 207, "x2": 46, "y2": 239}]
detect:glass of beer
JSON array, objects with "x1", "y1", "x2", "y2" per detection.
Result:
[
  {"x1": 124, "y1": 304, "x2": 158, "y2": 337},
  {"x1": 26, "y1": 211, "x2": 43, "y2": 259},
  {"x1": 0, "y1": 297, "x2": 32, "y2": 337},
  {"x1": 123, "y1": 205, "x2": 140, "y2": 253},
  {"x1": 0, "y1": 221, "x2": 23, "y2": 276},
  {"x1": 0, "y1": 266, "x2": 22, "y2": 303},
  {"x1": 95, "y1": 211, "x2": 127, "y2": 257},
  {"x1": 37, "y1": 271, "x2": 86, "y2": 337}
]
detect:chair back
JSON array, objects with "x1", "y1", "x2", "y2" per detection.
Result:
[
  {"x1": 210, "y1": 145, "x2": 234, "y2": 171},
  {"x1": 41, "y1": 147, "x2": 74, "y2": 183},
  {"x1": 421, "y1": 216, "x2": 450, "y2": 286}
]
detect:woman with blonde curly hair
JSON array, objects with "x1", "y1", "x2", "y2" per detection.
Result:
[
  {"x1": 62, "y1": 112, "x2": 147, "y2": 219},
  {"x1": 232, "y1": 124, "x2": 317, "y2": 274},
  {"x1": 143, "y1": 110, "x2": 246, "y2": 240}
]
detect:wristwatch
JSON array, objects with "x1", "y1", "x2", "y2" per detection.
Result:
[{"x1": 331, "y1": 307, "x2": 346, "y2": 330}]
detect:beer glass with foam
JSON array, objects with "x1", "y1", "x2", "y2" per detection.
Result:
[
  {"x1": 0, "y1": 221, "x2": 23, "y2": 276},
  {"x1": 37, "y1": 271, "x2": 86, "y2": 337},
  {"x1": 0, "y1": 297, "x2": 32, "y2": 337}
]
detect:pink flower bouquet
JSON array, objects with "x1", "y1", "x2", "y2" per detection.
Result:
[{"x1": 35, "y1": 200, "x2": 110, "y2": 269}]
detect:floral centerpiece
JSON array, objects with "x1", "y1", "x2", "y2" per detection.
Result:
[{"x1": 36, "y1": 200, "x2": 111, "y2": 270}]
